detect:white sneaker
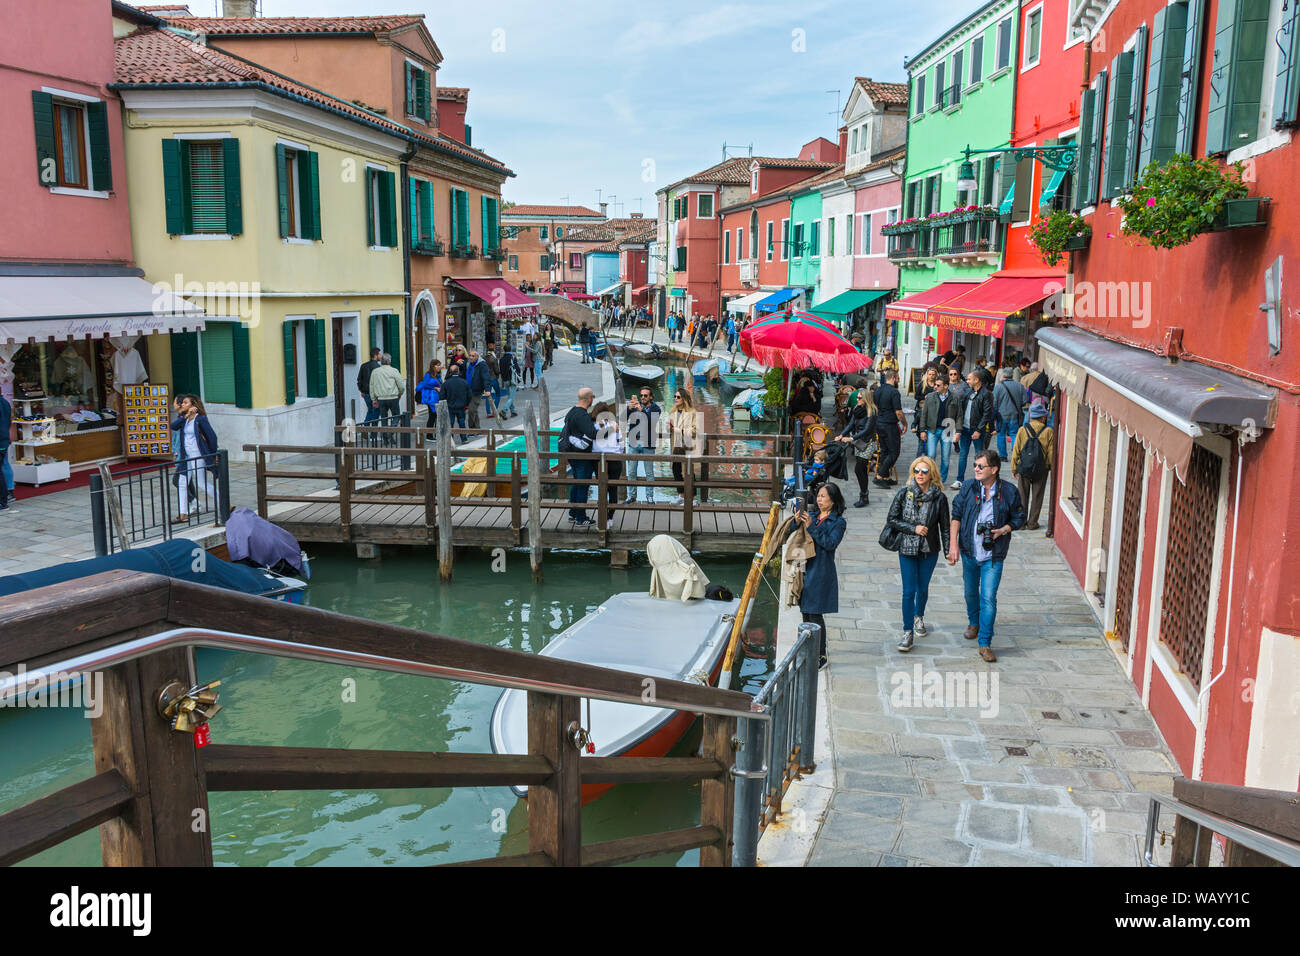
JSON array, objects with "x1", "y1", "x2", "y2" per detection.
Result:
[
  {"x1": 671, "y1": 495, "x2": 684, "y2": 506},
  {"x1": 950, "y1": 480, "x2": 962, "y2": 490},
  {"x1": 914, "y1": 616, "x2": 927, "y2": 637}
]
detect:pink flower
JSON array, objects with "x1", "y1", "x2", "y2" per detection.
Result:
[
  {"x1": 1146, "y1": 198, "x2": 1156, "y2": 207},
  {"x1": 1106, "y1": 232, "x2": 1114, "y2": 238}
]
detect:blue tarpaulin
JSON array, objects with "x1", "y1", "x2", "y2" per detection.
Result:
[{"x1": 755, "y1": 288, "x2": 801, "y2": 311}]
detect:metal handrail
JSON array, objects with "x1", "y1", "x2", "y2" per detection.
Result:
[
  {"x1": 0, "y1": 627, "x2": 771, "y2": 724},
  {"x1": 1143, "y1": 792, "x2": 1300, "y2": 867}
]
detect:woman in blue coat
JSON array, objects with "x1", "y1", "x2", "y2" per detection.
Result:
[
  {"x1": 796, "y1": 482, "x2": 847, "y2": 668},
  {"x1": 172, "y1": 394, "x2": 219, "y2": 523}
]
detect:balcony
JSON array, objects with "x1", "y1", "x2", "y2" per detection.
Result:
[
  {"x1": 739, "y1": 259, "x2": 758, "y2": 283},
  {"x1": 449, "y1": 243, "x2": 479, "y2": 259},
  {"x1": 411, "y1": 236, "x2": 445, "y2": 257},
  {"x1": 886, "y1": 230, "x2": 935, "y2": 267},
  {"x1": 934, "y1": 218, "x2": 1003, "y2": 265},
  {"x1": 482, "y1": 247, "x2": 508, "y2": 262}
]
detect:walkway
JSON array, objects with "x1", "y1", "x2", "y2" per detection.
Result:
[{"x1": 803, "y1": 460, "x2": 1180, "y2": 866}]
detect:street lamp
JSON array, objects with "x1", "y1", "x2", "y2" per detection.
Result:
[{"x1": 956, "y1": 143, "x2": 1078, "y2": 193}]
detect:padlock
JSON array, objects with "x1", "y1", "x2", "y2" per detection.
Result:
[{"x1": 194, "y1": 723, "x2": 211, "y2": 748}]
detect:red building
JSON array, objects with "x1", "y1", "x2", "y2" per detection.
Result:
[{"x1": 1044, "y1": 0, "x2": 1300, "y2": 790}]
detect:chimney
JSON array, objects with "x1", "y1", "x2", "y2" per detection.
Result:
[
  {"x1": 222, "y1": 0, "x2": 257, "y2": 15},
  {"x1": 630, "y1": 212, "x2": 643, "y2": 219},
  {"x1": 838, "y1": 125, "x2": 848, "y2": 162},
  {"x1": 599, "y1": 202, "x2": 608, "y2": 217}
]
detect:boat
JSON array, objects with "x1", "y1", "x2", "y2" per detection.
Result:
[
  {"x1": 730, "y1": 387, "x2": 770, "y2": 423},
  {"x1": 490, "y1": 539, "x2": 745, "y2": 804},
  {"x1": 617, "y1": 364, "x2": 665, "y2": 385},
  {"x1": 623, "y1": 343, "x2": 658, "y2": 360},
  {"x1": 692, "y1": 357, "x2": 730, "y2": 384},
  {"x1": 719, "y1": 371, "x2": 766, "y2": 393}
]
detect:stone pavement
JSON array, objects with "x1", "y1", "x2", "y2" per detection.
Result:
[{"x1": 804, "y1": 454, "x2": 1180, "y2": 866}]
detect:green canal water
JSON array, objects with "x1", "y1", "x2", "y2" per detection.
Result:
[{"x1": 0, "y1": 367, "x2": 783, "y2": 867}]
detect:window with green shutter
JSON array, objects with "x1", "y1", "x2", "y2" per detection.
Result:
[
  {"x1": 306, "y1": 318, "x2": 327, "y2": 396},
  {"x1": 170, "y1": 331, "x2": 202, "y2": 398},
  {"x1": 383, "y1": 314, "x2": 401, "y2": 372},
  {"x1": 32, "y1": 93, "x2": 112, "y2": 191},
  {"x1": 1102, "y1": 50, "x2": 1135, "y2": 199},
  {"x1": 366, "y1": 168, "x2": 397, "y2": 247},
  {"x1": 1205, "y1": 0, "x2": 1272, "y2": 154},
  {"x1": 1122, "y1": 26, "x2": 1148, "y2": 188},
  {"x1": 1273, "y1": 0, "x2": 1300, "y2": 126},
  {"x1": 1177, "y1": 0, "x2": 1208, "y2": 153},
  {"x1": 189, "y1": 141, "x2": 228, "y2": 233},
  {"x1": 282, "y1": 321, "x2": 298, "y2": 405},
  {"x1": 161, "y1": 138, "x2": 242, "y2": 236},
  {"x1": 1140, "y1": 4, "x2": 1190, "y2": 172}
]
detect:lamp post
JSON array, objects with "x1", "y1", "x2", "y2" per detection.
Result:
[{"x1": 955, "y1": 143, "x2": 1078, "y2": 193}]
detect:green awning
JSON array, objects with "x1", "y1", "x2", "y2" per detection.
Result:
[{"x1": 810, "y1": 289, "x2": 890, "y2": 317}]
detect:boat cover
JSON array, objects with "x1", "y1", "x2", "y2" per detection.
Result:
[
  {"x1": 647, "y1": 534, "x2": 709, "y2": 601},
  {"x1": 224, "y1": 507, "x2": 306, "y2": 574},
  {"x1": 0, "y1": 539, "x2": 284, "y2": 598}
]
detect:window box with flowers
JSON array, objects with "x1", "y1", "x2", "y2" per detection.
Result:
[
  {"x1": 1116, "y1": 155, "x2": 1266, "y2": 249},
  {"x1": 1027, "y1": 211, "x2": 1091, "y2": 266}
]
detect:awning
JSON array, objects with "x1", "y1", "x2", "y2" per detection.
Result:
[
  {"x1": 451, "y1": 278, "x2": 540, "y2": 319},
  {"x1": 929, "y1": 275, "x2": 1058, "y2": 337},
  {"x1": 755, "y1": 288, "x2": 801, "y2": 311},
  {"x1": 0, "y1": 275, "x2": 207, "y2": 345},
  {"x1": 727, "y1": 290, "x2": 769, "y2": 313},
  {"x1": 811, "y1": 289, "x2": 890, "y2": 316},
  {"x1": 1037, "y1": 326, "x2": 1277, "y2": 481},
  {"x1": 567, "y1": 293, "x2": 598, "y2": 301},
  {"x1": 596, "y1": 281, "x2": 625, "y2": 296},
  {"x1": 884, "y1": 281, "x2": 978, "y2": 323},
  {"x1": 632, "y1": 285, "x2": 650, "y2": 294},
  {"x1": 558, "y1": 281, "x2": 585, "y2": 291}
]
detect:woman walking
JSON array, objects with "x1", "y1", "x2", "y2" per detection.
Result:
[
  {"x1": 417, "y1": 360, "x2": 443, "y2": 431},
  {"x1": 797, "y1": 482, "x2": 847, "y2": 668},
  {"x1": 172, "y1": 394, "x2": 219, "y2": 523},
  {"x1": 526, "y1": 334, "x2": 544, "y2": 388},
  {"x1": 591, "y1": 402, "x2": 623, "y2": 523},
  {"x1": 885, "y1": 455, "x2": 950, "y2": 653},
  {"x1": 835, "y1": 388, "x2": 877, "y2": 508},
  {"x1": 666, "y1": 386, "x2": 697, "y2": 506}
]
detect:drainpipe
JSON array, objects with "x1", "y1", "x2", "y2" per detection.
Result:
[
  {"x1": 400, "y1": 140, "x2": 419, "y2": 403},
  {"x1": 716, "y1": 185, "x2": 723, "y2": 320}
]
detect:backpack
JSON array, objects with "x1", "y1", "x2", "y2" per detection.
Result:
[{"x1": 1018, "y1": 423, "x2": 1048, "y2": 482}]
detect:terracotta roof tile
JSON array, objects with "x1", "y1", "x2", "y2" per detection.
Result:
[
  {"x1": 559, "y1": 219, "x2": 658, "y2": 243},
  {"x1": 586, "y1": 227, "x2": 656, "y2": 253},
  {"x1": 160, "y1": 14, "x2": 426, "y2": 35},
  {"x1": 437, "y1": 86, "x2": 469, "y2": 102},
  {"x1": 501, "y1": 205, "x2": 605, "y2": 218},
  {"x1": 854, "y1": 77, "x2": 910, "y2": 105}
]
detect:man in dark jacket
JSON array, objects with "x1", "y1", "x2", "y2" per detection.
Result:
[
  {"x1": 464, "y1": 350, "x2": 491, "y2": 429},
  {"x1": 917, "y1": 375, "x2": 951, "y2": 483},
  {"x1": 562, "y1": 387, "x2": 599, "y2": 524},
  {"x1": 947, "y1": 449, "x2": 1025, "y2": 662},
  {"x1": 872, "y1": 370, "x2": 907, "y2": 487},
  {"x1": 950, "y1": 369, "x2": 993, "y2": 489},
  {"x1": 439, "y1": 364, "x2": 472, "y2": 443},
  {"x1": 357, "y1": 347, "x2": 382, "y2": 423},
  {"x1": 624, "y1": 386, "x2": 660, "y2": 503}
]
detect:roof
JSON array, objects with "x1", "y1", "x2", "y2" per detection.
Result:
[
  {"x1": 587, "y1": 228, "x2": 656, "y2": 253},
  {"x1": 791, "y1": 163, "x2": 847, "y2": 193},
  {"x1": 501, "y1": 204, "x2": 605, "y2": 218},
  {"x1": 854, "y1": 77, "x2": 909, "y2": 106},
  {"x1": 717, "y1": 166, "x2": 844, "y2": 215},
  {"x1": 437, "y1": 86, "x2": 469, "y2": 102},
  {"x1": 158, "y1": 14, "x2": 426, "y2": 35},
  {"x1": 112, "y1": 27, "x2": 513, "y2": 175},
  {"x1": 560, "y1": 219, "x2": 659, "y2": 244},
  {"x1": 665, "y1": 155, "x2": 838, "y2": 192},
  {"x1": 860, "y1": 144, "x2": 907, "y2": 173},
  {"x1": 113, "y1": 2, "x2": 164, "y2": 25}
]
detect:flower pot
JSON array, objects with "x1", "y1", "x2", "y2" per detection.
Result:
[
  {"x1": 1212, "y1": 197, "x2": 1266, "y2": 230},
  {"x1": 1063, "y1": 235, "x2": 1089, "y2": 251}
]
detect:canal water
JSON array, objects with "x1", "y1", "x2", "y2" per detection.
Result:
[{"x1": 0, "y1": 366, "x2": 785, "y2": 866}]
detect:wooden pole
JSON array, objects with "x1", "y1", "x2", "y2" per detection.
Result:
[
  {"x1": 255, "y1": 448, "x2": 268, "y2": 516},
  {"x1": 436, "y1": 401, "x2": 453, "y2": 581},
  {"x1": 524, "y1": 405, "x2": 543, "y2": 582},
  {"x1": 91, "y1": 661, "x2": 155, "y2": 865},
  {"x1": 339, "y1": 448, "x2": 352, "y2": 538},
  {"x1": 98, "y1": 463, "x2": 130, "y2": 552},
  {"x1": 699, "y1": 713, "x2": 736, "y2": 867},
  {"x1": 539, "y1": 377, "x2": 551, "y2": 434},
  {"x1": 719, "y1": 501, "x2": 781, "y2": 690},
  {"x1": 527, "y1": 692, "x2": 582, "y2": 866}
]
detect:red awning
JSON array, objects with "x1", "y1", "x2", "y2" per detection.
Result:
[
  {"x1": 558, "y1": 281, "x2": 585, "y2": 291},
  {"x1": 567, "y1": 293, "x2": 598, "y2": 301},
  {"x1": 884, "y1": 282, "x2": 979, "y2": 323},
  {"x1": 632, "y1": 286, "x2": 650, "y2": 294},
  {"x1": 451, "y1": 278, "x2": 540, "y2": 319},
  {"x1": 928, "y1": 276, "x2": 1059, "y2": 338}
]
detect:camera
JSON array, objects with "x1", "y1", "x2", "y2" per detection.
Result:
[{"x1": 976, "y1": 521, "x2": 996, "y2": 550}]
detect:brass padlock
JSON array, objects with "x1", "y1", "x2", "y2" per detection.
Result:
[{"x1": 158, "y1": 678, "x2": 222, "y2": 735}]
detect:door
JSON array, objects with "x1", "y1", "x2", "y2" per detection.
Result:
[
  {"x1": 1113, "y1": 438, "x2": 1146, "y2": 649},
  {"x1": 1095, "y1": 423, "x2": 1119, "y2": 600},
  {"x1": 334, "y1": 314, "x2": 361, "y2": 423}
]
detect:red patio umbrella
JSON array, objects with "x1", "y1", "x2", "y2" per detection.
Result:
[{"x1": 739, "y1": 309, "x2": 872, "y2": 374}]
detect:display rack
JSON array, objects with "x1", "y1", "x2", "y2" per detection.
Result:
[
  {"x1": 122, "y1": 383, "x2": 171, "y2": 459},
  {"x1": 11, "y1": 396, "x2": 72, "y2": 486}
]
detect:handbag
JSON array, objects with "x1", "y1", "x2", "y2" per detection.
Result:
[{"x1": 879, "y1": 519, "x2": 902, "y2": 552}]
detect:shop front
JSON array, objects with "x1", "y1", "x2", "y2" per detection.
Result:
[
  {"x1": 930, "y1": 273, "x2": 1061, "y2": 369},
  {"x1": 810, "y1": 289, "x2": 892, "y2": 352},
  {"x1": 446, "y1": 277, "x2": 540, "y2": 357}
]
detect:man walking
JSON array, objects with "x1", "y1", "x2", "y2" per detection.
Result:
[
  {"x1": 562, "y1": 387, "x2": 599, "y2": 525},
  {"x1": 948, "y1": 449, "x2": 1025, "y2": 662},
  {"x1": 725, "y1": 314, "x2": 737, "y2": 353},
  {"x1": 464, "y1": 349, "x2": 491, "y2": 428},
  {"x1": 625, "y1": 385, "x2": 661, "y2": 503},
  {"x1": 0, "y1": 389, "x2": 13, "y2": 513},
  {"x1": 950, "y1": 369, "x2": 992, "y2": 489},
  {"x1": 367, "y1": 353, "x2": 406, "y2": 421},
  {"x1": 357, "y1": 346, "x2": 382, "y2": 423},
  {"x1": 918, "y1": 373, "x2": 952, "y2": 484},
  {"x1": 872, "y1": 369, "x2": 906, "y2": 487},
  {"x1": 440, "y1": 363, "x2": 471, "y2": 442},
  {"x1": 991, "y1": 368, "x2": 1027, "y2": 459},
  {"x1": 1010, "y1": 404, "x2": 1055, "y2": 530}
]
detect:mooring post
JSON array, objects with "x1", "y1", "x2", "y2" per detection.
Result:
[
  {"x1": 539, "y1": 377, "x2": 551, "y2": 435},
  {"x1": 436, "y1": 401, "x2": 453, "y2": 581},
  {"x1": 524, "y1": 404, "x2": 543, "y2": 582}
]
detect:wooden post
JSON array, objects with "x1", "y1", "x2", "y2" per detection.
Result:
[
  {"x1": 255, "y1": 448, "x2": 268, "y2": 517},
  {"x1": 436, "y1": 401, "x2": 453, "y2": 581},
  {"x1": 421, "y1": 447, "x2": 435, "y2": 530},
  {"x1": 91, "y1": 661, "x2": 156, "y2": 866},
  {"x1": 596, "y1": 455, "x2": 608, "y2": 532},
  {"x1": 699, "y1": 436, "x2": 710, "y2": 504},
  {"x1": 510, "y1": 453, "x2": 522, "y2": 533},
  {"x1": 682, "y1": 456, "x2": 694, "y2": 535},
  {"x1": 527, "y1": 692, "x2": 581, "y2": 867},
  {"x1": 524, "y1": 406, "x2": 543, "y2": 582},
  {"x1": 614, "y1": 373, "x2": 625, "y2": 410},
  {"x1": 539, "y1": 377, "x2": 551, "y2": 433},
  {"x1": 699, "y1": 714, "x2": 736, "y2": 866},
  {"x1": 339, "y1": 449, "x2": 353, "y2": 538},
  {"x1": 98, "y1": 464, "x2": 130, "y2": 552}
]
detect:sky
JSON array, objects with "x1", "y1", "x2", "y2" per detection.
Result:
[{"x1": 214, "y1": 0, "x2": 979, "y2": 213}]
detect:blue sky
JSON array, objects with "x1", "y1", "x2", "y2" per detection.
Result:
[{"x1": 231, "y1": 0, "x2": 977, "y2": 211}]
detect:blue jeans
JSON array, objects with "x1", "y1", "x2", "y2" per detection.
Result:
[
  {"x1": 961, "y1": 555, "x2": 1005, "y2": 646},
  {"x1": 448, "y1": 406, "x2": 467, "y2": 441},
  {"x1": 0, "y1": 444, "x2": 11, "y2": 505},
  {"x1": 361, "y1": 394, "x2": 381, "y2": 423},
  {"x1": 727, "y1": 333, "x2": 736, "y2": 352},
  {"x1": 956, "y1": 427, "x2": 986, "y2": 481},
  {"x1": 569, "y1": 458, "x2": 596, "y2": 519},
  {"x1": 501, "y1": 384, "x2": 516, "y2": 415},
  {"x1": 995, "y1": 415, "x2": 1020, "y2": 459},
  {"x1": 534, "y1": 359, "x2": 544, "y2": 384},
  {"x1": 490, "y1": 378, "x2": 503, "y2": 409},
  {"x1": 625, "y1": 444, "x2": 651, "y2": 499},
  {"x1": 899, "y1": 551, "x2": 939, "y2": 630},
  {"x1": 925, "y1": 430, "x2": 950, "y2": 482}
]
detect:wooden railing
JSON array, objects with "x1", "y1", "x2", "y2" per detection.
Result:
[
  {"x1": 1146, "y1": 778, "x2": 1300, "y2": 867},
  {"x1": 0, "y1": 571, "x2": 765, "y2": 868}
]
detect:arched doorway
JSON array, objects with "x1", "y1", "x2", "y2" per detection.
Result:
[{"x1": 414, "y1": 291, "x2": 439, "y2": 372}]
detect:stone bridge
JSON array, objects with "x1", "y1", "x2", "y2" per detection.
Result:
[{"x1": 530, "y1": 293, "x2": 599, "y2": 335}]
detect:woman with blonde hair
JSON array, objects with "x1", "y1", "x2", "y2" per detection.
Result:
[
  {"x1": 884, "y1": 455, "x2": 950, "y2": 653},
  {"x1": 666, "y1": 386, "x2": 697, "y2": 506},
  {"x1": 835, "y1": 387, "x2": 878, "y2": 507}
]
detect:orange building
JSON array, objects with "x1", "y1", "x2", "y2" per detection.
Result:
[{"x1": 499, "y1": 204, "x2": 606, "y2": 290}]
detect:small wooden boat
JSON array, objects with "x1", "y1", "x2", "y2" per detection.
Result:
[
  {"x1": 490, "y1": 591, "x2": 744, "y2": 803},
  {"x1": 617, "y1": 364, "x2": 665, "y2": 385},
  {"x1": 624, "y1": 343, "x2": 657, "y2": 360}
]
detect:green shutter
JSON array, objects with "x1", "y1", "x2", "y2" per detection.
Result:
[
  {"x1": 302, "y1": 150, "x2": 321, "y2": 239},
  {"x1": 170, "y1": 331, "x2": 202, "y2": 397},
  {"x1": 282, "y1": 320, "x2": 297, "y2": 405},
  {"x1": 481, "y1": 194, "x2": 489, "y2": 251},
  {"x1": 161, "y1": 138, "x2": 188, "y2": 234},
  {"x1": 222, "y1": 138, "x2": 242, "y2": 235},
  {"x1": 996, "y1": 151, "x2": 1016, "y2": 214},
  {"x1": 369, "y1": 315, "x2": 380, "y2": 356},
  {"x1": 409, "y1": 178, "x2": 420, "y2": 247},
  {"x1": 405, "y1": 64, "x2": 414, "y2": 113},
  {"x1": 1102, "y1": 51, "x2": 1134, "y2": 199},
  {"x1": 384, "y1": 314, "x2": 401, "y2": 372},
  {"x1": 306, "y1": 318, "x2": 327, "y2": 397},
  {"x1": 1177, "y1": 0, "x2": 1208, "y2": 153},
  {"x1": 456, "y1": 189, "x2": 469, "y2": 247},
  {"x1": 275, "y1": 144, "x2": 290, "y2": 237},
  {"x1": 422, "y1": 182, "x2": 434, "y2": 244},
  {"x1": 1124, "y1": 27, "x2": 1148, "y2": 188},
  {"x1": 491, "y1": 197, "x2": 500, "y2": 251},
  {"x1": 1206, "y1": 0, "x2": 1270, "y2": 153},
  {"x1": 365, "y1": 170, "x2": 375, "y2": 247},
  {"x1": 1273, "y1": 0, "x2": 1300, "y2": 127},
  {"x1": 416, "y1": 68, "x2": 429, "y2": 121},
  {"x1": 1074, "y1": 89, "x2": 1095, "y2": 209},
  {"x1": 86, "y1": 100, "x2": 111, "y2": 191},
  {"x1": 1142, "y1": 4, "x2": 1190, "y2": 171},
  {"x1": 380, "y1": 171, "x2": 397, "y2": 247},
  {"x1": 200, "y1": 324, "x2": 236, "y2": 404},
  {"x1": 1088, "y1": 70, "x2": 1108, "y2": 204},
  {"x1": 32, "y1": 91, "x2": 55, "y2": 186}
]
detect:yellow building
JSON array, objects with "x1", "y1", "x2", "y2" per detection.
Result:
[{"x1": 115, "y1": 26, "x2": 411, "y2": 458}]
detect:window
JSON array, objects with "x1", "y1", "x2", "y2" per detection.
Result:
[
  {"x1": 846, "y1": 214, "x2": 854, "y2": 254},
  {"x1": 365, "y1": 168, "x2": 398, "y2": 247},
  {"x1": 508, "y1": 254, "x2": 518, "y2": 271},
  {"x1": 53, "y1": 101, "x2": 87, "y2": 187},
  {"x1": 276, "y1": 144, "x2": 321, "y2": 240},
  {"x1": 200, "y1": 323, "x2": 237, "y2": 404},
  {"x1": 1023, "y1": 6, "x2": 1043, "y2": 69},
  {"x1": 1206, "y1": 0, "x2": 1277, "y2": 153},
  {"x1": 996, "y1": 16, "x2": 1014, "y2": 71},
  {"x1": 765, "y1": 221, "x2": 774, "y2": 260},
  {"x1": 751, "y1": 168, "x2": 759, "y2": 192},
  {"x1": 281, "y1": 317, "x2": 326, "y2": 404},
  {"x1": 809, "y1": 220, "x2": 820, "y2": 257},
  {"x1": 697, "y1": 193, "x2": 714, "y2": 218},
  {"x1": 861, "y1": 213, "x2": 872, "y2": 254},
  {"x1": 447, "y1": 186, "x2": 470, "y2": 251},
  {"x1": 826, "y1": 217, "x2": 834, "y2": 255},
  {"x1": 724, "y1": 229, "x2": 731, "y2": 264},
  {"x1": 410, "y1": 178, "x2": 435, "y2": 249},
  {"x1": 161, "y1": 138, "x2": 243, "y2": 236},
  {"x1": 32, "y1": 92, "x2": 112, "y2": 191},
  {"x1": 914, "y1": 73, "x2": 927, "y2": 114},
  {"x1": 1068, "y1": 398, "x2": 1090, "y2": 511},
  {"x1": 1101, "y1": 47, "x2": 1138, "y2": 199},
  {"x1": 933, "y1": 62, "x2": 946, "y2": 110},
  {"x1": 540, "y1": 253, "x2": 551, "y2": 270},
  {"x1": 481, "y1": 195, "x2": 500, "y2": 251},
  {"x1": 675, "y1": 246, "x2": 686, "y2": 270},
  {"x1": 792, "y1": 222, "x2": 804, "y2": 258},
  {"x1": 405, "y1": 63, "x2": 430, "y2": 122},
  {"x1": 851, "y1": 127, "x2": 859, "y2": 153},
  {"x1": 970, "y1": 35, "x2": 984, "y2": 84},
  {"x1": 539, "y1": 225, "x2": 549, "y2": 241},
  {"x1": 981, "y1": 156, "x2": 996, "y2": 206},
  {"x1": 555, "y1": 226, "x2": 563, "y2": 238},
  {"x1": 780, "y1": 218, "x2": 790, "y2": 260},
  {"x1": 1046, "y1": 136, "x2": 1077, "y2": 213},
  {"x1": 951, "y1": 50, "x2": 964, "y2": 105},
  {"x1": 737, "y1": 227, "x2": 744, "y2": 259},
  {"x1": 1139, "y1": 1, "x2": 1196, "y2": 171},
  {"x1": 570, "y1": 252, "x2": 582, "y2": 269}
]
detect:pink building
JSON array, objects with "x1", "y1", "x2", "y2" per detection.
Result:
[{"x1": 852, "y1": 148, "x2": 906, "y2": 292}]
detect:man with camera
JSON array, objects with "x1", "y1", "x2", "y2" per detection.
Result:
[{"x1": 947, "y1": 448, "x2": 1025, "y2": 662}]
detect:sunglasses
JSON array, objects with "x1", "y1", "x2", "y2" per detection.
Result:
[
  {"x1": 973, "y1": 462, "x2": 989, "y2": 470},
  {"x1": 913, "y1": 467, "x2": 930, "y2": 475}
]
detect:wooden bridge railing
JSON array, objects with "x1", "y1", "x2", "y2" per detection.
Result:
[{"x1": 0, "y1": 571, "x2": 765, "y2": 868}]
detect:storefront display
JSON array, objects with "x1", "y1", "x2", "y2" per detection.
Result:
[{"x1": 122, "y1": 383, "x2": 171, "y2": 459}]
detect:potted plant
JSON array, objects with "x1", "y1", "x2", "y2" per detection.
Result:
[
  {"x1": 1028, "y1": 210, "x2": 1091, "y2": 266},
  {"x1": 1116, "y1": 154, "x2": 1261, "y2": 249}
]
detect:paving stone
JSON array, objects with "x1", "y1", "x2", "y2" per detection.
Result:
[
  {"x1": 976, "y1": 847, "x2": 1052, "y2": 866},
  {"x1": 1026, "y1": 767, "x2": 1085, "y2": 788},
  {"x1": 918, "y1": 781, "x2": 986, "y2": 802},
  {"x1": 1048, "y1": 745, "x2": 1114, "y2": 769},
  {"x1": 809, "y1": 843, "x2": 882, "y2": 867},
  {"x1": 1127, "y1": 772, "x2": 1177, "y2": 794},
  {"x1": 966, "y1": 804, "x2": 1022, "y2": 844},
  {"x1": 965, "y1": 763, "x2": 1027, "y2": 783},
  {"x1": 835, "y1": 752, "x2": 912, "y2": 777},
  {"x1": 894, "y1": 734, "x2": 947, "y2": 759},
  {"x1": 839, "y1": 771, "x2": 920, "y2": 796},
  {"x1": 1027, "y1": 809, "x2": 1086, "y2": 860},
  {"x1": 948, "y1": 739, "x2": 992, "y2": 761},
  {"x1": 833, "y1": 712, "x2": 909, "y2": 733},
  {"x1": 1110, "y1": 749, "x2": 1177, "y2": 773},
  {"x1": 879, "y1": 854, "x2": 909, "y2": 866},
  {"x1": 830, "y1": 791, "x2": 905, "y2": 820},
  {"x1": 817, "y1": 811, "x2": 901, "y2": 852},
  {"x1": 908, "y1": 717, "x2": 979, "y2": 736},
  {"x1": 1084, "y1": 770, "x2": 1126, "y2": 790},
  {"x1": 834, "y1": 729, "x2": 897, "y2": 755},
  {"x1": 1068, "y1": 789, "x2": 1121, "y2": 810},
  {"x1": 987, "y1": 785, "x2": 1064, "y2": 807},
  {"x1": 831, "y1": 692, "x2": 886, "y2": 715},
  {"x1": 1091, "y1": 831, "x2": 1139, "y2": 866},
  {"x1": 895, "y1": 828, "x2": 975, "y2": 865}
]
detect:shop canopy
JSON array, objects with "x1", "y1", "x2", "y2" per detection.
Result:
[
  {"x1": 1036, "y1": 326, "x2": 1277, "y2": 482},
  {"x1": 726, "y1": 290, "x2": 769, "y2": 313},
  {"x1": 884, "y1": 281, "x2": 979, "y2": 325},
  {"x1": 929, "y1": 275, "x2": 1060, "y2": 337},
  {"x1": 810, "y1": 289, "x2": 890, "y2": 318},
  {"x1": 567, "y1": 292, "x2": 598, "y2": 301},
  {"x1": 596, "y1": 281, "x2": 625, "y2": 296},
  {"x1": 755, "y1": 288, "x2": 802, "y2": 311},
  {"x1": 632, "y1": 285, "x2": 650, "y2": 294},
  {"x1": 0, "y1": 274, "x2": 207, "y2": 345},
  {"x1": 451, "y1": 278, "x2": 540, "y2": 319}
]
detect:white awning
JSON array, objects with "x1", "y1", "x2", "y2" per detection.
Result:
[
  {"x1": 727, "y1": 291, "x2": 769, "y2": 312},
  {"x1": 596, "y1": 281, "x2": 625, "y2": 296},
  {"x1": 0, "y1": 275, "x2": 208, "y2": 345}
]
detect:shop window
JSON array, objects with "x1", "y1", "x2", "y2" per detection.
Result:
[{"x1": 10, "y1": 341, "x2": 103, "y2": 422}]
